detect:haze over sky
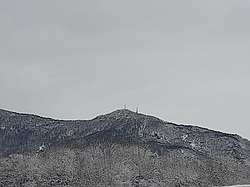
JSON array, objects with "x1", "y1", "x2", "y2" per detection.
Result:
[{"x1": 0, "y1": 1, "x2": 250, "y2": 139}]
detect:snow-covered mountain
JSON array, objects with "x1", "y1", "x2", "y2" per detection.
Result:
[{"x1": 0, "y1": 108, "x2": 249, "y2": 186}]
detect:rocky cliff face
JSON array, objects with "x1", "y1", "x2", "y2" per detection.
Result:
[{"x1": 0, "y1": 109, "x2": 249, "y2": 186}]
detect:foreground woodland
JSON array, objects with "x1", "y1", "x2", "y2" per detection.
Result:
[{"x1": 0, "y1": 142, "x2": 249, "y2": 187}]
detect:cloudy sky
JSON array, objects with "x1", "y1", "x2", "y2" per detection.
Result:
[{"x1": 1, "y1": 1, "x2": 250, "y2": 139}]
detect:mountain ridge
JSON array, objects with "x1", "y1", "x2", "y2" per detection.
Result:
[
  {"x1": 0, "y1": 108, "x2": 245, "y2": 139},
  {"x1": 0, "y1": 108, "x2": 250, "y2": 186},
  {"x1": 0, "y1": 108, "x2": 249, "y2": 158}
]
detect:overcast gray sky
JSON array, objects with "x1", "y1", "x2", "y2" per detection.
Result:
[{"x1": 1, "y1": 0, "x2": 250, "y2": 139}]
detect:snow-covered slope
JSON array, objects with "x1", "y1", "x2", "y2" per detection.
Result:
[{"x1": 0, "y1": 108, "x2": 250, "y2": 186}]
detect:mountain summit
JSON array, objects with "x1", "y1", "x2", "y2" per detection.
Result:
[{"x1": 0, "y1": 109, "x2": 249, "y2": 186}]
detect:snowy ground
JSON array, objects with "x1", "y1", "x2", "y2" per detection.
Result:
[{"x1": 223, "y1": 185, "x2": 250, "y2": 187}]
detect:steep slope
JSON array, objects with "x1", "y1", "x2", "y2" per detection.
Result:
[
  {"x1": 1, "y1": 109, "x2": 249, "y2": 162},
  {"x1": 0, "y1": 109, "x2": 249, "y2": 186}
]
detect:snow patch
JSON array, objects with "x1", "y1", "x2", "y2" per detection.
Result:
[
  {"x1": 223, "y1": 185, "x2": 250, "y2": 187},
  {"x1": 67, "y1": 130, "x2": 74, "y2": 136},
  {"x1": 190, "y1": 140, "x2": 196, "y2": 149},
  {"x1": 181, "y1": 134, "x2": 188, "y2": 141},
  {"x1": 36, "y1": 143, "x2": 46, "y2": 153}
]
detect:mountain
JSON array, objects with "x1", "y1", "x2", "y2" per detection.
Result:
[{"x1": 0, "y1": 108, "x2": 249, "y2": 187}]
